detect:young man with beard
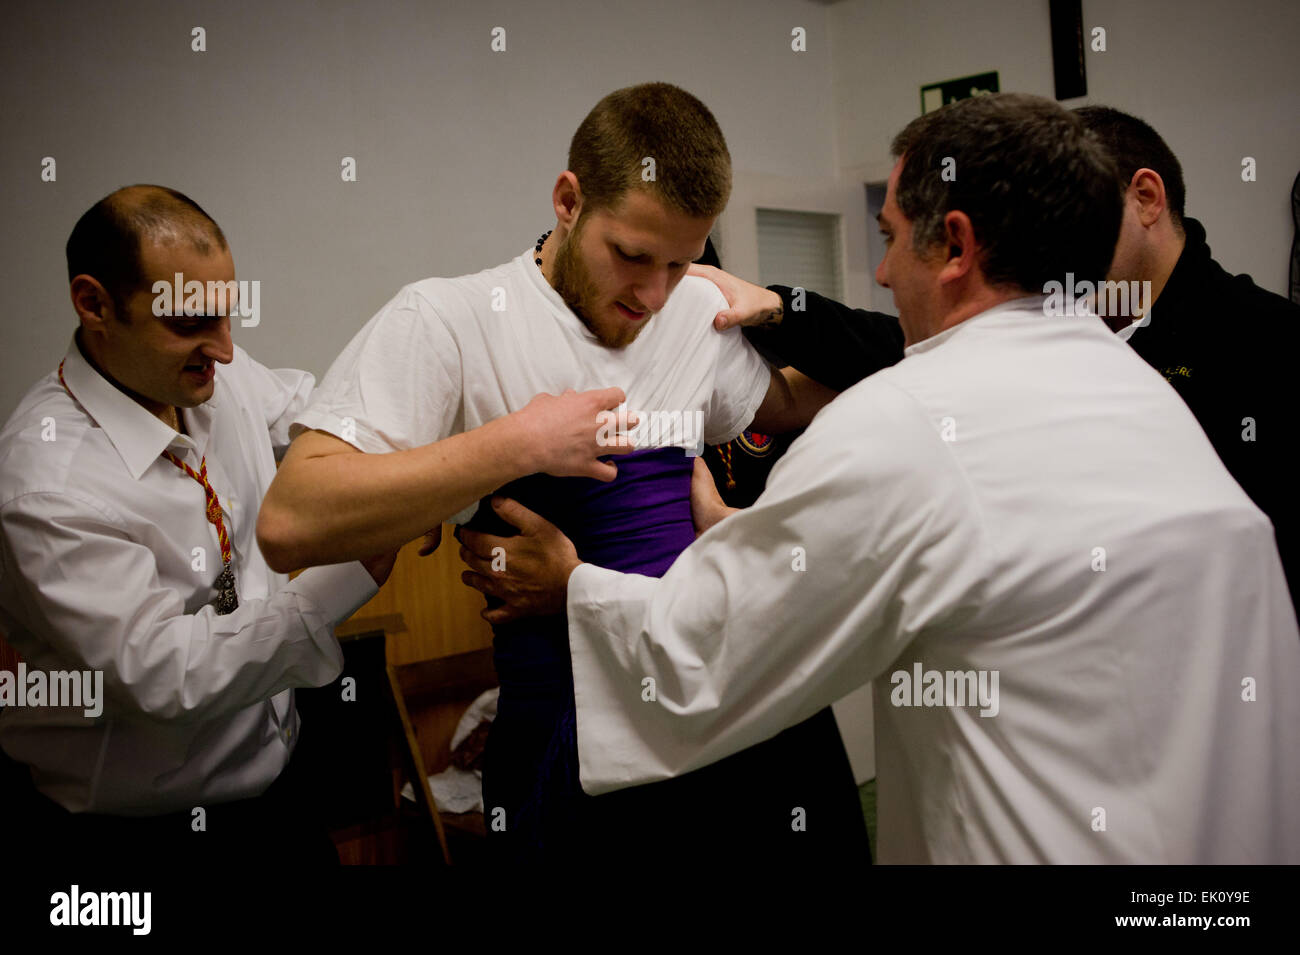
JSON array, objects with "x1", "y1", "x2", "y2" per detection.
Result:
[{"x1": 259, "y1": 82, "x2": 863, "y2": 862}]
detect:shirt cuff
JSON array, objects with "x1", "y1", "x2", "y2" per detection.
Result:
[
  {"x1": 566, "y1": 563, "x2": 662, "y2": 795},
  {"x1": 567, "y1": 562, "x2": 618, "y2": 619},
  {"x1": 754, "y1": 286, "x2": 797, "y2": 354},
  {"x1": 284, "y1": 560, "x2": 379, "y2": 627}
]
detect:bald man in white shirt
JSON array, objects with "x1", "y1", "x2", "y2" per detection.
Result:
[
  {"x1": 0, "y1": 186, "x2": 617, "y2": 864},
  {"x1": 0, "y1": 186, "x2": 396, "y2": 863},
  {"x1": 458, "y1": 93, "x2": 1300, "y2": 864}
]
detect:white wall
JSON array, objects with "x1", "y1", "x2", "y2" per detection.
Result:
[
  {"x1": 0, "y1": 0, "x2": 838, "y2": 419},
  {"x1": 829, "y1": 0, "x2": 1300, "y2": 311}
]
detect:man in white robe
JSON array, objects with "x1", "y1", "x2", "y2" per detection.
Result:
[{"x1": 457, "y1": 92, "x2": 1300, "y2": 864}]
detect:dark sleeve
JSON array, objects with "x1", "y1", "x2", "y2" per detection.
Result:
[
  {"x1": 742, "y1": 285, "x2": 905, "y2": 392},
  {"x1": 1215, "y1": 285, "x2": 1300, "y2": 612}
]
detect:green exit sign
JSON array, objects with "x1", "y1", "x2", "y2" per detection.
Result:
[{"x1": 920, "y1": 71, "x2": 1000, "y2": 114}]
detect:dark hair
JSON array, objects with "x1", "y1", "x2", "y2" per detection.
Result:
[
  {"x1": 697, "y1": 235, "x2": 721, "y2": 269},
  {"x1": 568, "y1": 82, "x2": 731, "y2": 219},
  {"x1": 65, "y1": 185, "x2": 227, "y2": 316},
  {"x1": 1073, "y1": 105, "x2": 1186, "y2": 231},
  {"x1": 890, "y1": 92, "x2": 1122, "y2": 292}
]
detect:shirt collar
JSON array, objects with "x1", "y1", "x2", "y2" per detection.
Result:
[
  {"x1": 1113, "y1": 313, "x2": 1149, "y2": 343},
  {"x1": 903, "y1": 294, "x2": 1048, "y2": 358},
  {"x1": 59, "y1": 335, "x2": 189, "y2": 480}
]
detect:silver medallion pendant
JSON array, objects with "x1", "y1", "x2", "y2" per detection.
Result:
[{"x1": 213, "y1": 563, "x2": 239, "y2": 615}]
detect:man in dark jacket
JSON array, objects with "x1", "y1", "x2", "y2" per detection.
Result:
[{"x1": 1073, "y1": 106, "x2": 1298, "y2": 609}]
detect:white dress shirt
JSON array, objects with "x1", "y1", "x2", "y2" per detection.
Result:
[
  {"x1": 565, "y1": 294, "x2": 1300, "y2": 863},
  {"x1": 0, "y1": 337, "x2": 377, "y2": 815}
]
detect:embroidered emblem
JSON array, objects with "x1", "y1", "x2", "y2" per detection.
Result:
[{"x1": 737, "y1": 430, "x2": 774, "y2": 457}]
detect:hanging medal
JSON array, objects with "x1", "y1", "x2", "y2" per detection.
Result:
[{"x1": 212, "y1": 562, "x2": 239, "y2": 615}]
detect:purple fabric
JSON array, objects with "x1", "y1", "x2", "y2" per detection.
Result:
[
  {"x1": 517, "y1": 444, "x2": 696, "y2": 575},
  {"x1": 469, "y1": 446, "x2": 696, "y2": 854},
  {"x1": 470, "y1": 445, "x2": 695, "y2": 679}
]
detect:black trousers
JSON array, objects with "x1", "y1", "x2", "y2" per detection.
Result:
[
  {"x1": 0, "y1": 745, "x2": 338, "y2": 867},
  {"x1": 484, "y1": 704, "x2": 872, "y2": 866}
]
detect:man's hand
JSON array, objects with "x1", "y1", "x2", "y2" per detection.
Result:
[
  {"x1": 360, "y1": 548, "x2": 400, "y2": 586},
  {"x1": 690, "y1": 457, "x2": 739, "y2": 537},
  {"x1": 688, "y1": 264, "x2": 784, "y2": 331},
  {"x1": 455, "y1": 497, "x2": 583, "y2": 625},
  {"x1": 516, "y1": 388, "x2": 639, "y2": 483}
]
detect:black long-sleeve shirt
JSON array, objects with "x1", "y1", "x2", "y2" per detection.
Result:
[
  {"x1": 745, "y1": 285, "x2": 905, "y2": 391},
  {"x1": 1123, "y1": 217, "x2": 1299, "y2": 608}
]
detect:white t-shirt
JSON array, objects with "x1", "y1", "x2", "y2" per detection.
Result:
[{"x1": 295, "y1": 250, "x2": 771, "y2": 521}]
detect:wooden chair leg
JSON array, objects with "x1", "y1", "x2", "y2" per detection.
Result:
[{"x1": 385, "y1": 663, "x2": 452, "y2": 865}]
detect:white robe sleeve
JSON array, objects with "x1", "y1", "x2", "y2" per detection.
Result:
[{"x1": 566, "y1": 378, "x2": 992, "y2": 794}]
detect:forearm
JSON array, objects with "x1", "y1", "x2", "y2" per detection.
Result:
[
  {"x1": 565, "y1": 512, "x2": 873, "y2": 793},
  {"x1": 696, "y1": 502, "x2": 741, "y2": 537},
  {"x1": 258, "y1": 414, "x2": 536, "y2": 571},
  {"x1": 113, "y1": 563, "x2": 376, "y2": 723},
  {"x1": 749, "y1": 366, "x2": 839, "y2": 434},
  {"x1": 1, "y1": 507, "x2": 378, "y2": 724}
]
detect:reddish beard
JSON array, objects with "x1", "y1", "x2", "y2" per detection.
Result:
[
  {"x1": 551, "y1": 218, "x2": 645, "y2": 348},
  {"x1": 551, "y1": 220, "x2": 603, "y2": 333}
]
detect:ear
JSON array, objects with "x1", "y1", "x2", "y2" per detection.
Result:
[
  {"x1": 936, "y1": 210, "x2": 979, "y2": 284},
  {"x1": 552, "y1": 172, "x2": 584, "y2": 230},
  {"x1": 70, "y1": 275, "x2": 118, "y2": 334},
  {"x1": 1128, "y1": 168, "x2": 1167, "y2": 228}
]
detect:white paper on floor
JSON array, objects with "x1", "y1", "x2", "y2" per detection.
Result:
[
  {"x1": 401, "y1": 764, "x2": 483, "y2": 814},
  {"x1": 399, "y1": 687, "x2": 498, "y2": 813}
]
